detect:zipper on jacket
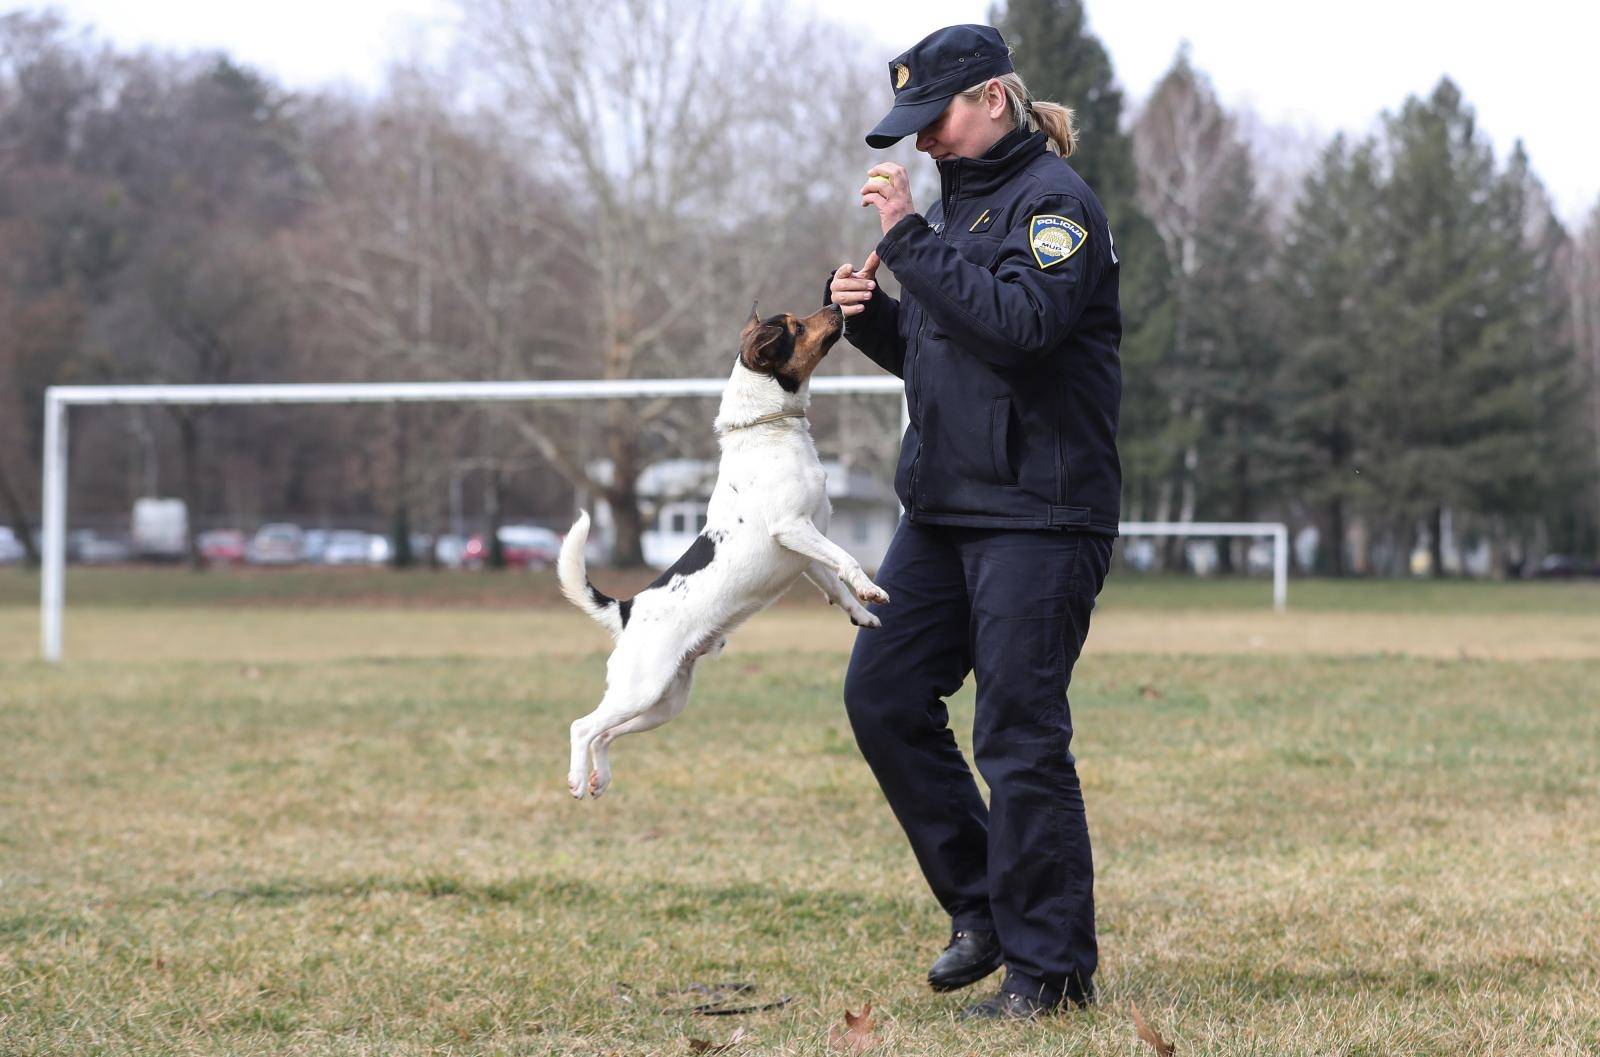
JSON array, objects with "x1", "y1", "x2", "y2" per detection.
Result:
[
  {"x1": 907, "y1": 310, "x2": 927, "y2": 512},
  {"x1": 908, "y1": 170, "x2": 958, "y2": 517}
]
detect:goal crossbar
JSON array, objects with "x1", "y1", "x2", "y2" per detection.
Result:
[{"x1": 38, "y1": 378, "x2": 1287, "y2": 662}]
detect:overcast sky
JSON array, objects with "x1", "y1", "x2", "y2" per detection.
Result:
[{"x1": 38, "y1": 0, "x2": 1600, "y2": 223}]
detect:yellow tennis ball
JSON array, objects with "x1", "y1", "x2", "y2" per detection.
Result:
[{"x1": 868, "y1": 173, "x2": 892, "y2": 184}]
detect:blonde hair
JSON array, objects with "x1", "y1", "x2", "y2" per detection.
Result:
[{"x1": 958, "y1": 72, "x2": 1077, "y2": 158}]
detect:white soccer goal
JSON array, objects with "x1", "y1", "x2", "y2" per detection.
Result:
[
  {"x1": 38, "y1": 379, "x2": 1288, "y2": 662},
  {"x1": 1117, "y1": 522, "x2": 1290, "y2": 612}
]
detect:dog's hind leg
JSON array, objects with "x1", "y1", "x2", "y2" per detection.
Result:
[
  {"x1": 803, "y1": 561, "x2": 880, "y2": 628},
  {"x1": 567, "y1": 642, "x2": 685, "y2": 800},
  {"x1": 587, "y1": 661, "x2": 696, "y2": 798}
]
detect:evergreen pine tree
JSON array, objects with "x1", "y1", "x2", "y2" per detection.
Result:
[
  {"x1": 1473, "y1": 143, "x2": 1581, "y2": 569},
  {"x1": 1371, "y1": 80, "x2": 1556, "y2": 574},
  {"x1": 1184, "y1": 132, "x2": 1283, "y2": 570},
  {"x1": 1131, "y1": 50, "x2": 1262, "y2": 562},
  {"x1": 1276, "y1": 136, "x2": 1383, "y2": 574}
]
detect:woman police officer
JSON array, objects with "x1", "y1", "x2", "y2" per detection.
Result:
[{"x1": 825, "y1": 24, "x2": 1121, "y2": 1021}]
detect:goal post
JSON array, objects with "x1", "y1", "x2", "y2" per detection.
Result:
[
  {"x1": 38, "y1": 377, "x2": 907, "y2": 663},
  {"x1": 1116, "y1": 521, "x2": 1290, "y2": 613},
  {"x1": 38, "y1": 379, "x2": 1290, "y2": 662}
]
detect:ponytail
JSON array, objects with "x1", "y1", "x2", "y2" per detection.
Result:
[
  {"x1": 959, "y1": 71, "x2": 1079, "y2": 158},
  {"x1": 1026, "y1": 99, "x2": 1077, "y2": 158}
]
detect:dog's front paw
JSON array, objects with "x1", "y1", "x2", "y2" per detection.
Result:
[
  {"x1": 849, "y1": 608, "x2": 882, "y2": 629},
  {"x1": 849, "y1": 574, "x2": 890, "y2": 606},
  {"x1": 567, "y1": 773, "x2": 588, "y2": 800}
]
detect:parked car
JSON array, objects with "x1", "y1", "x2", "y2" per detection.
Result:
[
  {"x1": 68, "y1": 529, "x2": 133, "y2": 564},
  {"x1": 322, "y1": 530, "x2": 375, "y2": 566},
  {"x1": 0, "y1": 526, "x2": 25, "y2": 564},
  {"x1": 302, "y1": 529, "x2": 331, "y2": 564},
  {"x1": 198, "y1": 529, "x2": 247, "y2": 565},
  {"x1": 1528, "y1": 554, "x2": 1600, "y2": 579},
  {"x1": 464, "y1": 524, "x2": 562, "y2": 569},
  {"x1": 247, "y1": 523, "x2": 304, "y2": 565},
  {"x1": 433, "y1": 533, "x2": 468, "y2": 568},
  {"x1": 131, "y1": 497, "x2": 187, "y2": 561}
]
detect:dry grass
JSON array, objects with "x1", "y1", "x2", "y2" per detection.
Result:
[
  {"x1": 1, "y1": 581, "x2": 1598, "y2": 1054},
  {"x1": 4, "y1": 602, "x2": 1599, "y2": 663}
]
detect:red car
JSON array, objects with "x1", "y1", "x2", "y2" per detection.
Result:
[
  {"x1": 464, "y1": 525, "x2": 562, "y2": 569},
  {"x1": 198, "y1": 529, "x2": 247, "y2": 565}
]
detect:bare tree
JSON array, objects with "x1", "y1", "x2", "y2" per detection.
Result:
[
  {"x1": 1131, "y1": 47, "x2": 1256, "y2": 561},
  {"x1": 1576, "y1": 199, "x2": 1600, "y2": 555},
  {"x1": 286, "y1": 66, "x2": 594, "y2": 562},
  {"x1": 454, "y1": 0, "x2": 880, "y2": 564}
]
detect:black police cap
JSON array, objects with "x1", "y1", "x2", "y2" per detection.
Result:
[{"x1": 866, "y1": 24, "x2": 1014, "y2": 148}]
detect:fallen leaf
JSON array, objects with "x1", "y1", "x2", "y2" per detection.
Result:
[
  {"x1": 1130, "y1": 1001, "x2": 1175, "y2": 1056},
  {"x1": 827, "y1": 1002, "x2": 878, "y2": 1052},
  {"x1": 688, "y1": 1025, "x2": 747, "y2": 1053}
]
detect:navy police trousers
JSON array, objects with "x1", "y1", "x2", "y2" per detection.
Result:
[{"x1": 843, "y1": 518, "x2": 1113, "y2": 1004}]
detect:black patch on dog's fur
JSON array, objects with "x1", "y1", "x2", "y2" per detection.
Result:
[
  {"x1": 773, "y1": 370, "x2": 801, "y2": 393},
  {"x1": 589, "y1": 582, "x2": 632, "y2": 628},
  {"x1": 647, "y1": 532, "x2": 716, "y2": 590}
]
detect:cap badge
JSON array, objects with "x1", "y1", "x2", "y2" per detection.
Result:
[
  {"x1": 894, "y1": 63, "x2": 910, "y2": 89},
  {"x1": 1029, "y1": 215, "x2": 1087, "y2": 269}
]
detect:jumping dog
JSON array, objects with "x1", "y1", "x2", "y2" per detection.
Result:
[{"x1": 557, "y1": 302, "x2": 891, "y2": 799}]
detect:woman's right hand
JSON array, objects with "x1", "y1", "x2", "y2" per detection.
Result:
[{"x1": 830, "y1": 252, "x2": 881, "y2": 318}]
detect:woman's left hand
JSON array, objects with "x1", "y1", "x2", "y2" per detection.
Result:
[{"x1": 860, "y1": 164, "x2": 914, "y2": 235}]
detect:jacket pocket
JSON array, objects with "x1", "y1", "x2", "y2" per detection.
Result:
[{"x1": 988, "y1": 397, "x2": 1017, "y2": 484}]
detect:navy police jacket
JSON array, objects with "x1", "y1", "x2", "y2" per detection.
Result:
[{"x1": 828, "y1": 128, "x2": 1122, "y2": 535}]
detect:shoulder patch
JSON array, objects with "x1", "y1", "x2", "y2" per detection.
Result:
[{"x1": 1029, "y1": 214, "x2": 1088, "y2": 269}]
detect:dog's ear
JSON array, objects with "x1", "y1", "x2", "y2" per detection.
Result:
[
  {"x1": 740, "y1": 314, "x2": 793, "y2": 372},
  {"x1": 739, "y1": 301, "x2": 763, "y2": 346}
]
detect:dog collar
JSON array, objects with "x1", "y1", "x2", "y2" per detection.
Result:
[{"x1": 716, "y1": 410, "x2": 808, "y2": 435}]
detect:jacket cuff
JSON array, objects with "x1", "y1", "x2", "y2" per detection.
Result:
[{"x1": 876, "y1": 213, "x2": 928, "y2": 263}]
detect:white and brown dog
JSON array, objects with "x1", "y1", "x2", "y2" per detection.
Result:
[{"x1": 557, "y1": 302, "x2": 890, "y2": 799}]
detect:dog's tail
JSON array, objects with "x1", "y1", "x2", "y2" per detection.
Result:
[{"x1": 558, "y1": 510, "x2": 626, "y2": 639}]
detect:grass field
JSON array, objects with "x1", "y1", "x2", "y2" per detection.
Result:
[{"x1": 2, "y1": 568, "x2": 1598, "y2": 1055}]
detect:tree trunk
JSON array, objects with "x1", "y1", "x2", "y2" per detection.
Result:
[
  {"x1": 1166, "y1": 443, "x2": 1199, "y2": 572},
  {"x1": 1430, "y1": 505, "x2": 1446, "y2": 578},
  {"x1": 1153, "y1": 477, "x2": 1176, "y2": 571},
  {"x1": 1350, "y1": 514, "x2": 1371, "y2": 576},
  {"x1": 176, "y1": 411, "x2": 204, "y2": 571},
  {"x1": 606, "y1": 397, "x2": 647, "y2": 568},
  {"x1": 1218, "y1": 448, "x2": 1250, "y2": 575},
  {"x1": 1488, "y1": 517, "x2": 1508, "y2": 581},
  {"x1": 391, "y1": 406, "x2": 413, "y2": 569},
  {"x1": 0, "y1": 459, "x2": 40, "y2": 567},
  {"x1": 486, "y1": 468, "x2": 506, "y2": 570},
  {"x1": 1325, "y1": 496, "x2": 1347, "y2": 577}
]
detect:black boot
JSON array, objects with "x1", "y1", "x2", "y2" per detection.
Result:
[
  {"x1": 927, "y1": 929, "x2": 1004, "y2": 992},
  {"x1": 959, "y1": 972, "x2": 1096, "y2": 1021}
]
